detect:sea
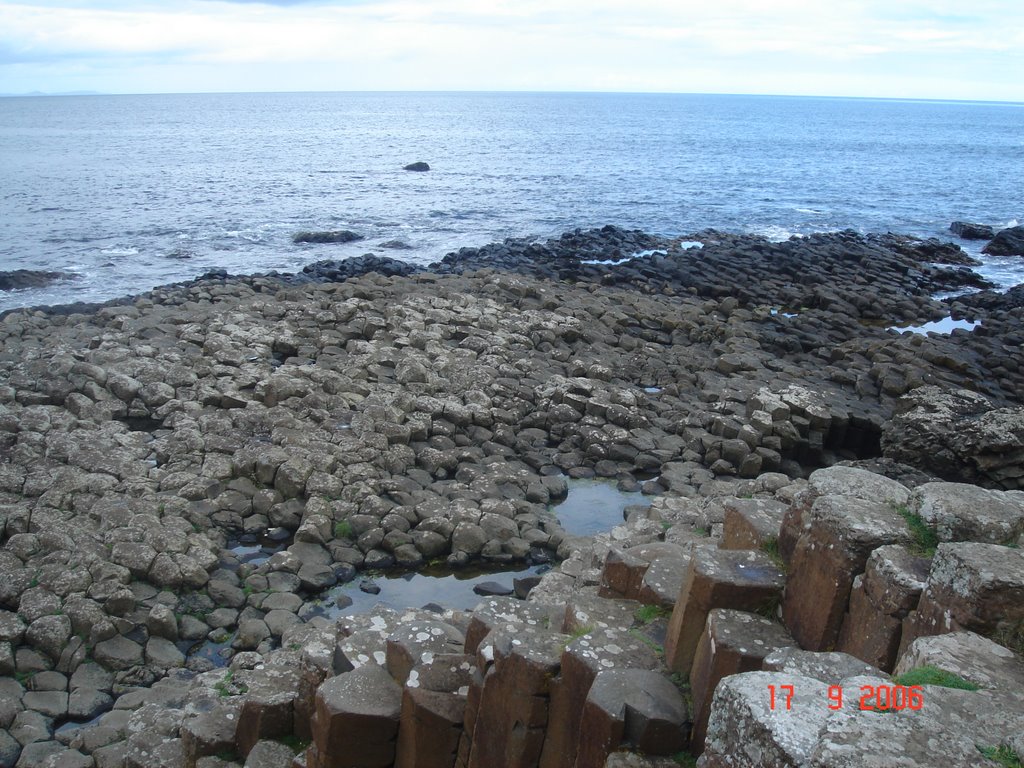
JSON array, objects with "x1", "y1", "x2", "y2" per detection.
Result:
[{"x1": 1, "y1": 91, "x2": 1022, "y2": 312}]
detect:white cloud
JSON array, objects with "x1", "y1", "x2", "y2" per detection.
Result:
[{"x1": 0, "y1": 0, "x2": 1021, "y2": 99}]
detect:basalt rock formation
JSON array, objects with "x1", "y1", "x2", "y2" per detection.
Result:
[{"x1": 1, "y1": 226, "x2": 1022, "y2": 768}]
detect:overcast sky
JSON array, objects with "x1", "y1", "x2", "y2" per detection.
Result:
[{"x1": 1, "y1": 0, "x2": 1022, "y2": 100}]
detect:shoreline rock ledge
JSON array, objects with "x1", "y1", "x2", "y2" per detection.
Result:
[{"x1": 0, "y1": 225, "x2": 1022, "y2": 768}]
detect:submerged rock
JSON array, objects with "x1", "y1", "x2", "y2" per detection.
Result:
[
  {"x1": 950, "y1": 221, "x2": 995, "y2": 240},
  {"x1": 292, "y1": 230, "x2": 364, "y2": 244},
  {"x1": 0, "y1": 269, "x2": 72, "y2": 291}
]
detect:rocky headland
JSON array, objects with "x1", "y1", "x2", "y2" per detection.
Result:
[{"x1": 1, "y1": 226, "x2": 1022, "y2": 768}]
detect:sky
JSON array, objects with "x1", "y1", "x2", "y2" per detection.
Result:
[{"x1": 0, "y1": 0, "x2": 1022, "y2": 101}]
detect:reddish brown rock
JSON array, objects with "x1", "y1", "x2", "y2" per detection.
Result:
[
  {"x1": 688, "y1": 609, "x2": 795, "y2": 755},
  {"x1": 720, "y1": 498, "x2": 788, "y2": 551},
  {"x1": 539, "y1": 626, "x2": 661, "y2": 768},
  {"x1": 664, "y1": 549, "x2": 786, "y2": 676},
  {"x1": 782, "y1": 495, "x2": 910, "y2": 651},
  {"x1": 310, "y1": 665, "x2": 403, "y2": 768},
  {"x1": 836, "y1": 545, "x2": 929, "y2": 672},
  {"x1": 599, "y1": 543, "x2": 689, "y2": 602},
  {"x1": 576, "y1": 669, "x2": 689, "y2": 767},
  {"x1": 461, "y1": 624, "x2": 566, "y2": 768},
  {"x1": 395, "y1": 687, "x2": 464, "y2": 768}
]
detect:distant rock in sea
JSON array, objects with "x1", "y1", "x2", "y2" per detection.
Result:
[
  {"x1": 378, "y1": 240, "x2": 414, "y2": 250},
  {"x1": 983, "y1": 225, "x2": 1024, "y2": 257},
  {"x1": 950, "y1": 221, "x2": 996, "y2": 240},
  {"x1": 403, "y1": 162, "x2": 430, "y2": 172},
  {"x1": 292, "y1": 230, "x2": 364, "y2": 244},
  {"x1": 0, "y1": 269, "x2": 73, "y2": 291}
]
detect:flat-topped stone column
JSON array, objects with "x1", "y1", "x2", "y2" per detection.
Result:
[
  {"x1": 688, "y1": 609, "x2": 795, "y2": 755},
  {"x1": 782, "y1": 495, "x2": 911, "y2": 651},
  {"x1": 836, "y1": 545, "x2": 928, "y2": 671},
  {"x1": 664, "y1": 549, "x2": 785, "y2": 676},
  {"x1": 899, "y1": 542, "x2": 1024, "y2": 657}
]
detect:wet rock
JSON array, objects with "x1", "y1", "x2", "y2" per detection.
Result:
[
  {"x1": 0, "y1": 269, "x2": 72, "y2": 291},
  {"x1": 983, "y1": 224, "x2": 1024, "y2": 256},
  {"x1": 293, "y1": 230, "x2": 364, "y2": 244},
  {"x1": 950, "y1": 221, "x2": 995, "y2": 240},
  {"x1": 403, "y1": 162, "x2": 430, "y2": 172},
  {"x1": 472, "y1": 581, "x2": 513, "y2": 597}
]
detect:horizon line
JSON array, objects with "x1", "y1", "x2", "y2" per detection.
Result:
[{"x1": 1, "y1": 88, "x2": 1022, "y2": 107}]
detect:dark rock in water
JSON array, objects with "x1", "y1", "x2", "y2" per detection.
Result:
[
  {"x1": 296, "y1": 254, "x2": 418, "y2": 284},
  {"x1": 334, "y1": 594, "x2": 354, "y2": 610},
  {"x1": 421, "y1": 602, "x2": 445, "y2": 613},
  {"x1": 983, "y1": 225, "x2": 1024, "y2": 256},
  {"x1": 868, "y1": 233, "x2": 977, "y2": 266},
  {"x1": 473, "y1": 581, "x2": 514, "y2": 597},
  {"x1": 293, "y1": 230, "x2": 364, "y2": 244},
  {"x1": 403, "y1": 162, "x2": 430, "y2": 172},
  {"x1": 266, "y1": 527, "x2": 291, "y2": 542},
  {"x1": 359, "y1": 579, "x2": 381, "y2": 595},
  {"x1": 950, "y1": 221, "x2": 995, "y2": 240},
  {"x1": 378, "y1": 240, "x2": 414, "y2": 250},
  {"x1": 513, "y1": 576, "x2": 542, "y2": 599},
  {"x1": 954, "y1": 283, "x2": 1024, "y2": 313},
  {"x1": 334, "y1": 563, "x2": 357, "y2": 583},
  {"x1": 0, "y1": 269, "x2": 73, "y2": 291}
]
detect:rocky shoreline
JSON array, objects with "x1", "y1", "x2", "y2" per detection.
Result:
[{"x1": 1, "y1": 226, "x2": 1022, "y2": 768}]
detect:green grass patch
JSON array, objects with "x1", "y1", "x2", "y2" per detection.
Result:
[
  {"x1": 627, "y1": 627, "x2": 664, "y2": 656},
  {"x1": 634, "y1": 604, "x2": 670, "y2": 624},
  {"x1": 977, "y1": 745, "x2": 1023, "y2": 768},
  {"x1": 277, "y1": 735, "x2": 310, "y2": 754},
  {"x1": 894, "y1": 504, "x2": 940, "y2": 558},
  {"x1": 334, "y1": 520, "x2": 354, "y2": 540},
  {"x1": 672, "y1": 751, "x2": 699, "y2": 766},
  {"x1": 891, "y1": 665, "x2": 980, "y2": 691},
  {"x1": 214, "y1": 669, "x2": 249, "y2": 698},
  {"x1": 760, "y1": 537, "x2": 786, "y2": 572}
]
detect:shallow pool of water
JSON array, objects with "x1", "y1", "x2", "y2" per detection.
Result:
[
  {"x1": 315, "y1": 563, "x2": 545, "y2": 618},
  {"x1": 889, "y1": 316, "x2": 980, "y2": 335},
  {"x1": 552, "y1": 479, "x2": 652, "y2": 536}
]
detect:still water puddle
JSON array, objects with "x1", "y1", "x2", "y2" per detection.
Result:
[
  {"x1": 889, "y1": 316, "x2": 980, "y2": 335},
  {"x1": 552, "y1": 479, "x2": 652, "y2": 536},
  {"x1": 315, "y1": 563, "x2": 545, "y2": 618}
]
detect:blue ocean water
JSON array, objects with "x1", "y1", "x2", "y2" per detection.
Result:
[{"x1": 0, "y1": 91, "x2": 1021, "y2": 311}]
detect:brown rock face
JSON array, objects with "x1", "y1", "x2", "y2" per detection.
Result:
[
  {"x1": 836, "y1": 545, "x2": 929, "y2": 672},
  {"x1": 720, "y1": 498, "x2": 788, "y2": 551},
  {"x1": 539, "y1": 626, "x2": 661, "y2": 768},
  {"x1": 664, "y1": 549, "x2": 786, "y2": 676},
  {"x1": 460, "y1": 625, "x2": 566, "y2": 768},
  {"x1": 782, "y1": 495, "x2": 910, "y2": 651},
  {"x1": 688, "y1": 609, "x2": 795, "y2": 755},
  {"x1": 310, "y1": 665, "x2": 403, "y2": 768},
  {"x1": 395, "y1": 687, "x2": 465, "y2": 768},
  {"x1": 576, "y1": 669, "x2": 689, "y2": 767}
]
